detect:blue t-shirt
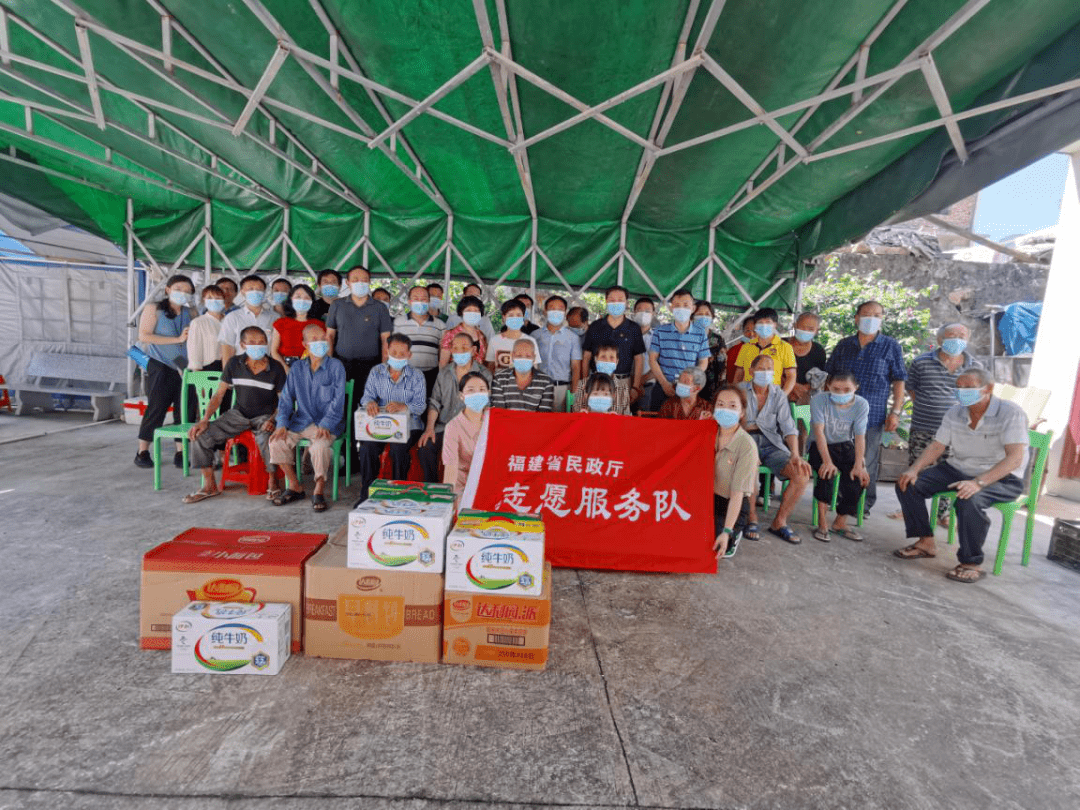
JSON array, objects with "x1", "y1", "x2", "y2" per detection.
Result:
[{"x1": 810, "y1": 391, "x2": 869, "y2": 445}]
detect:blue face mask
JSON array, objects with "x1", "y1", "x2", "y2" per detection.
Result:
[
  {"x1": 714, "y1": 407, "x2": 740, "y2": 428},
  {"x1": 794, "y1": 329, "x2": 815, "y2": 343},
  {"x1": 588, "y1": 394, "x2": 613, "y2": 413},
  {"x1": 694, "y1": 316, "x2": 712, "y2": 331},
  {"x1": 244, "y1": 344, "x2": 268, "y2": 360},
  {"x1": 320, "y1": 284, "x2": 339, "y2": 298},
  {"x1": 505, "y1": 316, "x2": 525, "y2": 331},
  {"x1": 204, "y1": 298, "x2": 225, "y2": 313},
  {"x1": 271, "y1": 291, "x2": 289, "y2": 306},
  {"x1": 350, "y1": 281, "x2": 370, "y2": 297},
  {"x1": 387, "y1": 355, "x2": 409, "y2": 371},
  {"x1": 452, "y1": 351, "x2": 473, "y2": 367},
  {"x1": 941, "y1": 338, "x2": 967, "y2": 356},
  {"x1": 596, "y1": 361, "x2": 617, "y2": 375},
  {"x1": 307, "y1": 340, "x2": 329, "y2": 358},
  {"x1": 830, "y1": 391, "x2": 855, "y2": 404},
  {"x1": 741, "y1": 333, "x2": 755, "y2": 343},
  {"x1": 606, "y1": 301, "x2": 626, "y2": 318},
  {"x1": 512, "y1": 358, "x2": 534, "y2": 374},
  {"x1": 956, "y1": 387, "x2": 983, "y2": 407},
  {"x1": 675, "y1": 382, "x2": 694, "y2": 398},
  {"x1": 292, "y1": 298, "x2": 312, "y2": 313},
  {"x1": 244, "y1": 290, "x2": 265, "y2": 307},
  {"x1": 462, "y1": 392, "x2": 489, "y2": 412},
  {"x1": 753, "y1": 370, "x2": 773, "y2": 387},
  {"x1": 755, "y1": 323, "x2": 775, "y2": 339},
  {"x1": 546, "y1": 310, "x2": 565, "y2": 326},
  {"x1": 411, "y1": 301, "x2": 430, "y2": 316},
  {"x1": 462, "y1": 311, "x2": 482, "y2": 326},
  {"x1": 169, "y1": 290, "x2": 191, "y2": 307},
  {"x1": 858, "y1": 316, "x2": 882, "y2": 335},
  {"x1": 429, "y1": 297, "x2": 443, "y2": 310},
  {"x1": 672, "y1": 307, "x2": 692, "y2": 324}
]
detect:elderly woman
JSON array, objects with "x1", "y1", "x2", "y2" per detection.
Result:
[
  {"x1": 659, "y1": 367, "x2": 712, "y2": 420},
  {"x1": 712, "y1": 383, "x2": 759, "y2": 560}
]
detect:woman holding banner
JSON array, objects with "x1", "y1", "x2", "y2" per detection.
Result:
[
  {"x1": 712, "y1": 383, "x2": 760, "y2": 560},
  {"x1": 442, "y1": 371, "x2": 490, "y2": 494},
  {"x1": 581, "y1": 373, "x2": 618, "y2": 413}
]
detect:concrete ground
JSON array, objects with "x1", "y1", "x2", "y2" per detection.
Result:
[{"x1": 1, "y1": 417, "x2": 1079, "y2": 810}]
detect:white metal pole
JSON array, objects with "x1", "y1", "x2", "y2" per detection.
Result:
[
  {"x1": 530, "y1": 217, "x2": 538, "y2": 303},
  {"x1": 203, "y1": 201, "x2": 211, "y2": 278},
  {"x1": 363, "y1": 209, "x2": 370, "y2": 268},
  {"x1": 281, "y1": 206, "x2": 289, "y2": 276},
  {"x1": 126, "y1": 197, "x2": 136, "y2": 397},
  {"x1": 444, "y1": 216, "x2": 454, "y2": 288}
]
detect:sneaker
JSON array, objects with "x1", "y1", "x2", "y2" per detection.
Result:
[
  {"x1": 173, "y1": 451, "x2": 184, "y2": 469},
  {"x1": 134, "y1": 450, "x2": 153, "y2": 468},
  {"x1": 723, "y1": 532, "x2": 742, "y2": 559}
]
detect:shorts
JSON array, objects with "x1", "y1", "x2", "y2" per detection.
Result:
[{"x1": 749, "y1": 432, "x2": 791, "y2": 477}]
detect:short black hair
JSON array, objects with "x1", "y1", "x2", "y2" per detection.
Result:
[
  {"x1": 516, "y1": 292, "x2": 534, "y2": 306},
  {"x1": 545, "y1": 294, "x2": 568, "y2": 310},
  {"x1": 457, "y1": 370, "x2": 490, "y2": 393},
  {"x1": 408, "y1": 285, "x2": 429, "y2": 298},
  {"x1": 449, "y1": 331, "x2": 475, "y2": 349},
  {"x1": 463, "y1": 282, "x2": 482, "y2": 295},
  {"x1": 568, "y1": 305, "x2": 589, "y2": 322},
  {"x1": 240, "y1": 325, "x2": 267, "y2": 344},
  {"x1": 456, "y1": 295, "x2": 485, "y2": 317},
  {"x1": 317, "y1": 269, "x2": 341, "y2": 284},
  {"x1": 216, "y1": 277, "x2": 238, "y2": 292},
  {"x1": 584, "y1": 372, "x2": 614, "y2": 397},
  {"x1": 387, "y1": 332, "x2": 412, "y2": 350},
  {"x1": 426, "y1": 282, "x2": 444, "y2": 294},
  {"x1": 239, "y1": 274, "x2": 266, "y2": 289},
  {"x1": 670, "y1": 288, "x2": 694, "y2": 301},
  {"x1": 695, "y1": 300, "x2": 716, "y2": 317},
  {"x1": 271, "y1": 277, "x2": 291, "y2": 290},
  {"x1": 604, "y1": 285, "x2": 629, "y2": 299},
  {"x1": 372, "y1": 287, "x2": 391, "y2": 299},
  {"x1": 634, "y1": 297, "x2": 655, "y2": 310},
  {"x1": 201, "y1": 283, "x2": 223, "y2": 299},
  {"x1": 595, "y1": 340, "x2": 619, "y2": 355},
  {"x1": 501, "y1": 299, "x2": 526, "y2": 317},
  {"x1": 754, "y1": 307, "x2": 778, "y2": 322}
]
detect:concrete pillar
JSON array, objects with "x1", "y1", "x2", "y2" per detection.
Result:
[{"x1": 1028, "y1": 145, "x2": 1080, "y2": 498}]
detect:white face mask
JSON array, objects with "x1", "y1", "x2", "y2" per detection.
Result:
[{"x1": 635, "y1": 311, "x2": 654, "y2": 327}]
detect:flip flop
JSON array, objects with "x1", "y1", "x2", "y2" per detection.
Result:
[
  {"x1": 831, "y1": 527, "x2": 864, "y2": 542},
  {"x1": 312, "y1": 493, "x2": 328, "y2": 512},
  {"x1": 946, "y1": 565, "x2": 986, "y2": 584},
  {"x1": 265, "y1": 488, "x2": 282, "y2": 502},
  {"x1": 273, "y1": 488, "x2": 305, "y2": 506},
  {"x1": 767, "y1": 525, "x2": 802, "y2": 545},
  {"x1": 182, "y1": 488, "x2": 221, "y2": 504},
  {"x1": 813, "y1": 527, "x2": 830, "y2": 542},
  {"x1": 893, "y1": 543, "x2": 936, "y2": 560},
  {"x1": 743, "y1": 522, "x2": 760, "y2": 541}
]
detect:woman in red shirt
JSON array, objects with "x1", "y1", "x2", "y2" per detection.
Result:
[{"x1": 271, "y1": 283, "x2": 323, "y2": 366}]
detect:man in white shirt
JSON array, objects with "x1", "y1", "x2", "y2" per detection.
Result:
[{"x1": 218, "y1": 275, "x2": 278, "y2": 365}]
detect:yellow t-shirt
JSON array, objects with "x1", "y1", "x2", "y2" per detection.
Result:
[{"x1": 735, "y1": 335, "x2": 796, "y2": 385}]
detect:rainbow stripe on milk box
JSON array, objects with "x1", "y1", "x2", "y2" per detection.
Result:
[
  {"x1": 354, "y1": 410, "x2": 410, "y2": 444},
  {"x1": 347, "y1": 495, "x2": 456, "y2": 572},
  {"x1": 171, "y1": 601, "x2": 291, "y2": 675},
  {"x1": 444, "y1": 511, "x2": 545, "y2": 597}
]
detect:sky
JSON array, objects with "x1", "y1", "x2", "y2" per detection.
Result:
[{"x1": 972, "y1": 152, "x2": 1070, "y2": 242}]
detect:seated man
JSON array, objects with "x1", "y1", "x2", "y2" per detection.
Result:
[
  {"x1": 741, "y1": 354, "x2": 811, "y2": 544},
  {"x1": 658, "y1": 367, "x2": 712, "y2": 420},
  {"x1": 490, "y1": 338, "x2": 554, "y2": 412},
  {"x1": 269, "y1": 323, "x2": 346, "y2": 512},
  {"x1": 571, "y1": 341, "x2": 630, "y2": 414},
  {"x1": 182, "y1": 326, "x2": 288, "y2": 503},
  {"x1": 894, "y1": 368, "x2": 1029, "y2": 583},
  {"x1": 357, "y1": 332, "x2": 428, "y2": 500}
]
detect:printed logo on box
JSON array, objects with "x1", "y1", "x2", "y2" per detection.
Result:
[
  {"x1": 367, "y1": 520, "x2": 437, "y2": 568},
  {"x1": 356, "y1": 575, "x2": 382, "y2": 591},
  {"x1": 465, "y1": 543, "x2": 532, "y2": 590},
  {"x1": 237, "y1": 534, "x2": 272, "y2": 545},
  {"x1": 365, "y1": 417, "x2": 404, "y2": 441},
  {"x1": 193, "y1": 622, "x2": 265, "y2": 672},
  {"x1": 449, "y1": 598, "x2": 472, "y2": 623},
  {"x1": 199, "y1": 603, "x2": 264, "y2": 620},
  {"x1": 186, "y1": 577, "x2": 257, "y2": 602}
]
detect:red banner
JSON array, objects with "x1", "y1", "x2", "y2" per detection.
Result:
[{"x1": 463, "y1": 410, "x2": 717, "y2": 573}]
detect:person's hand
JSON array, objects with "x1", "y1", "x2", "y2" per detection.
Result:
[
  {"x1": 789, "y1": 383, "x2": 809, "y2": 403},
  {"x1": 261, "y1": 419, "x2": 275, "y2": 433},
  {"x1": 794, "y1": 457, "x2": 812, "y2": 477},
  {"x1": 177, "y1": 326, "x2": 190, "y2": 344},
  {"x1": 419, "y1": 429, "x2": 436, "y2": 447},
  {"x1": 884, "y1": 412, "x2": 900, "y2": 432},
  {"x1": 949, "y1": 479, "x2": 982, "y2": 500},
  {"x1": 660, "y1": 381, "x2": 675, "y2": 397},
  {"x1": 365, "y1": 401, "x2": 380, "y2": 417},
  {"x1": 271, "y1": 426, "x2": 288, "y2": 442},
  {"x1": 819, "y1": 461, "x2": 838, "y2": 480},
  {"x1": 386, "y1": 401, "x2": 406, "y2": 414},
  {"x1": 699, "y1": 412, "x2": 712, "y2": 420},
  {"x1": 188, "y1": 421, "x2": 207, "y2": 440},
  {"x1": 852, "y1": 463, "x2": 870, "y2": 487},
  {"x1": 896, "y1": 467, "x2": 919, "y2": 492},
  {"x1": 712, "y1": 534, "x2": 729, "y2": 559},
  {"x1": 315, "y1": 426, "x2": 334, "y2": 443}
]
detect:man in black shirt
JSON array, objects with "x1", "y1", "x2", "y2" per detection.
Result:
[
  {"x1": 182, "y1": 326, "x2": 288, "y2": 503},
  {"x1": 785, "y1": 311, "x2": 828, "y2": 406},
  {"x1": 581, "y1": 285, "x2": 646, "y2": 402},
  {"x1": 515, "y1": 292, "x2": 541, "y2": 335},
  {"x1": 309, "y1": 269, "x2": 342, "y2": 321}
]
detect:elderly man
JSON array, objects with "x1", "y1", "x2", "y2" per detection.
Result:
[
  {"x1": 357, "y1": 333, "x2": 428, "y2": 501},
  {"x1": 826, "y1": 300, "x2": 906, "y2": 513},
  {"x1": 893, "y1": 368, "x2": 1028, "y2": 583},
  {"x1": 741, "y1": 355, "x2": 812, "y2": 544},
  {"x1": 659, "y1": 367, "x2": 712, "y2": 420},
  {"x1": 393, "y1": 285, "x2": 445, "y2": 395},
  {"x1": 733, "y1": 307, "x2": 796, "y2": 396},
  {"x1": 785, "y1": 312, "x2": 828, "y2": 406},
  {"x1": 269, "y1": 323, "x2": 346, "y2": 512},
  {"x1": 490, "y1": 338, "x2": 554, "y2": 412}
]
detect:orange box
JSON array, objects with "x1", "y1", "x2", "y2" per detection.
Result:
[
  {"x1": 140, "y1": 528, "x2": 326, "y2": 652},
  {"x1": 442, "y1": 562, "x2": 551, "y2": 671},
  {"x1": 304, "y1": 528, "x2": 443, "y2": 663}
]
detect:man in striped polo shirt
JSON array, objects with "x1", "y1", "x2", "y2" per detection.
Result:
[
  {"x1": 647, "y1": 288, "x2": 711, "y2": 412},
  {"x1": 393, "y1": 285, "x2": 445, "y2": 397},
  {"x1": 490, "y1": 339, "x2": 554, "y2": 412}
]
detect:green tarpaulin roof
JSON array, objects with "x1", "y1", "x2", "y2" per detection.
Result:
[{"x1": 0, "y1": 0, "x2": 1078, "y2": 310}]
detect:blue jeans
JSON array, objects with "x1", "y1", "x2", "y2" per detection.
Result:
[{"x1": 863, "y1": 424, "x2": 883, "y2": 511}]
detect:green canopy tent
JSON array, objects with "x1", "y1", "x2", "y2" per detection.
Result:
[{"x1": 0, "y1": 0, "x2": 1078, "y2": 321}]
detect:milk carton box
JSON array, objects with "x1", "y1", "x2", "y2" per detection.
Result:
[
  {"x1": 347, "y1": 495, "x2": 456, "y2": 571},
  {"x1": 368, "y1": 479, "x2": 456, "y2": 498},
  {"x1": 354, "y1": 410, "x2": 410, "y2": 444},
  {"x1": 444, "y1": 511, "x2": 545, "y2": 597},
  {"x1": 171, "y1": 601, "x2": 291, "y2": 675}
]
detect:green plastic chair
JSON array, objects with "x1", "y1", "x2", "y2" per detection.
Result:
[
  {"x1": 152, "y1": 369, "x2": 223, "y2": 490},
  {"x1": 295, "y1": 379, "x2": 354, "y2": 501},
  {"x1": 810, "y1": 472, "x2": 866, "y2": 527},
  {"x1": 929, "y1": 429, "x2": 1052, "y2": 575},
  {"x1": 566, "y1": 391, "x2": 574, "y2": 410},
  {"x1": 758, "y1": 403, "x2": 810, "y2": 512}
]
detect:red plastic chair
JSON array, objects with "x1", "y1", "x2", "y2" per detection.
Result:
[
  {"x1": 0, "y1": 375, "x2": 10, "y2": 412},
  {"x1": 221, "y1": 430, "x2": 278, "y2": 495},
  {"x1": 376, "y1": 444, "x2": 424, "y2": 481}
]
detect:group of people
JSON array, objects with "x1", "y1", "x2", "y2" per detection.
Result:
[{"x1": 135, "y1": 269, "x2": 1028, "y2": 584}]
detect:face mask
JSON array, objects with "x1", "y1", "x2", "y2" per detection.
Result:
[
  {"x1": 505, "y1": 316, "x2": 525, "y2": 331},
  {"x1": 858, "y1": 316, "x2": 882, "y2": 335},
  {"x1": 753, "y1": 370, "x2": 773, "y2": 387},
  {"x1": 429, "y1": 297, "x2": 443, "y2": 310},
  {"x1": 596, "y1": 361, "x2": 617, "y2": 375},
  {"x1": 462, "y1": 392, "x2": 489, "y2": 412},
  {"x1": 452, "y1": 351, "x2": 473, "y2": 367},
  {"x1": 307, "y1": 340, "x2": 329, "y2": 358},
  {"x1": 741, "y1": 334, "x2": 755, "y2": 343},
  {"x1": 941, "y1": 338, "x2": 967, "y2": 356},
  {"x1": 546, "y1": 310, "x2": 566, "y2": 326},
  {"x1": 675, "y1": 382, "x2": 694, "y2": 398},
  {"x1": 755, "y1": 323, "x2": 775, "y2": 339},
  {"x1": 695, "y1": 316, "x2": 713, "y2": 330},
  {"x1": 588, "y1": 395, "x2": 613, "y2": 413},
  {"x1": 271, "y1": 291, "x2": 289, "y2": 306},
  {"x1": 462, "y1": 311, "x2": 482, "y2": 327},
  {"x1": 830, "y1": 392, "x2": 854, "y2": 404},
  {"x1": 204, "y1": 298, "x2": 225, "y2": 313},
  {"x1": 794, "y1": 329, "x2": 815, "y2": 343},
  {"x1": 320, "y1": 284, "x2": 339, "y2": 298},
  {"x1": 292, "y1": 298, "x2": 312, "y2": 313},
  {"x1": 714, "y1": 407, "x2": 740, "y2": 428},
  {"x1": 387, "y1": 356, "x2": 409, "y2": 371},
  {"x1": 411, "y1": 301, "x2": 430, "y2": 316},
  {"x1": 244, "y1": 290, "x2": 265, "y2": 307},
  {"x1": 569, "y1": 326, "x2": 585, "y2": 336},
  {"x1": 244, "y1": 344, "x2": 268, "y2": 360},
  {"x1": 350, "y1": 281, "x2": 370, "y2": 297},
  {"x1": 636, "y1": 311, "x2": 653, "y2": 327},
  {"x1": 956, "y1": 387, "x2": 983, "y2": 407},
  {"x1": 512, "y1": 358, "x2": 534, "y2": 374},
  {"x1": 169, "y1": 290, "x2": 191, "y2": 307},
  {"x1": 606, "y1": 301, "x2": 626, "y2": 318},
  {"x1": 672, "y1": 307, "x2": 692, "y2": 324}
]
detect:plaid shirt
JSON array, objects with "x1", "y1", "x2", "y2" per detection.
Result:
[{"x1": 826, "y1": 333, "x2": 906, "y2": 428}]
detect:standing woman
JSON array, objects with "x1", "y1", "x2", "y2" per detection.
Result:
[
  {"x1": 809, "y1": 372, "x2": 871, "y2": 542},
  {"x1": 134, "y1": 274, "x2": 196, "y2": 469},
  {"x1": 187, "y1": 284, "x2": 226, "y2": 372},
  {"x1": 712, "y1": 383, "x2": 759, "y2": 560},
  {"x1": 441, "y1": 371, "x2": 490, "y2": 494},
  {"x1": 694, "y1": 300, "x2": 727, "y2": 402},
  {"x1": 271, "y1": 283, "x2": 322, "y2": 367}
]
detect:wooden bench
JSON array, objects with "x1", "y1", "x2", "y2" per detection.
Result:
[{"x1": 8, "y1": 352, "x2": 128, "y2": 421}]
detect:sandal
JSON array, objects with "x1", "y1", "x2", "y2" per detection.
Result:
[
  {"x1": 312, "y1": 493, "x2": 328, "y2": 512},
  {"x1": 893, "y1": 543, "x2": 936, "y2": 560},
  {"x1": 767, "y1": 525, "x2": 801, "y2": 545},
  {"x1": 743, "y1": 522, "x2": 760, "y2": 541},
  {"x1": 182, "y1": 488, "x2": 221, "y2": 504},
  {"x1": 813, "y1": 527, "x2": 830, "y2": 542},
  {"x1": 265, "y1": 488, "x2": 282, "y2": 502},
  {"x1": 946, "y1": 565, "x2": 986, "y2": 584},
  {"x1": 832, "y1": 527, "x2": 864, "y2": 542},
  {"x1": 273, "y1": 488, "x2": 305, "y2": 506}
]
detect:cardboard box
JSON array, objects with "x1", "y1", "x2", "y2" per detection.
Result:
[
  {"x1": 141, "y1": 528, "x2": 326, "y2": 651},
  {"x1": 442, "y1": 563, "x2": 551, "y2": 671},
  {"x1": 444, "y1": 511, "x2": 545, "y2": 596},
  {"x1": 123, "y1": 396, "x2": 173, "y2": 426},
  {"x1": 347, "y1": 497, "x2": 456, "y2": 572},
  {"x1": 368, "y1": 479, "x2": 455, "y2": 497},
  {"x1": 172, "y1": 601, "x2": 291, "y2": 675},
  {"x1": 305, "y1": 529, "x2": 443, "y2": 663},
  {"x1": 354, "y1": 410, "x2": 410, "y2": 444}
]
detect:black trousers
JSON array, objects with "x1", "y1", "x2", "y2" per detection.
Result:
[
  {"x1": 340, "y1": 356, "x2": 380, "y2": 465},
  {"x1": 809, "y1": 440, "x2": 866, "y2": 517},
  {"x1": 358, "y1": 429, "x2": 423, "y2": 500},
  {"x1": 713, "y1": 493, "x2": 749, "y2": 537},
  {"x1": 417, "y1": 430, "x2": 444, "y2": 483},
  {"x1": 138, "y1": 358, "x2": 182, "y2": 443}
]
